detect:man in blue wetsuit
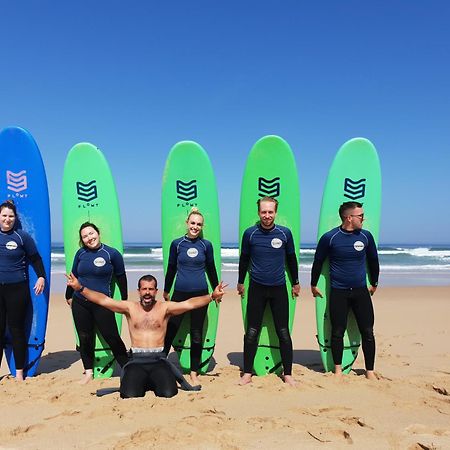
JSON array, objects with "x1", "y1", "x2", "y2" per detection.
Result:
[
  {"x1": 310, "y1": 201, "x2": 379, "y2": 380},
  {"x1": 237, "y1": 196, "x2": 300, "y2": 386}
]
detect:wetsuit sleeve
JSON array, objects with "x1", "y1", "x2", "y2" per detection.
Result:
[
  {"x1": 115, "y1": 273, "x2": 128, "y2": 300},
  {"x1": 111, "y1": 249, "x2": 126, "y2": 276},
  {"x1": 310, "y1": 234, "x2": 329, "y2": 286},
  {"x1": 238, "y1": 231, "x2": 251, "y2": 284},
  {"x1": 28, "y1": 253, "x2": 46, "y2": 279},
  {"x1": 284, "y1": 229, "x2": 299, "y2": 284},
  {"x1": 205, "y1": 241, "x2": 219, "y2": 288},
  {"x1": 365, "y1": 232, "x2": 380, "y2": 286},
  {"x1": 71, "y1": 251, "x2": 81, "y2": 278},
  {"x1": 109, "y1": 249, "x2": 128, "y2": 299},
  {"x1": 164, "y1": 241, "x2": 178, "y2": 292},
  {"x1": 65, "y1": 286, "x2": 74, "y2": 300},
  {"x1": 66, "y1": 251, "x2": 81, "y2": 300},
  {"x1": 286, "y1": 253, "x2": 299, "y2": 285}
]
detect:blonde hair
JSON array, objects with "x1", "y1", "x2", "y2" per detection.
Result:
[{"x1": 186, "y1": 207, "x2": 204, "y2": 222}]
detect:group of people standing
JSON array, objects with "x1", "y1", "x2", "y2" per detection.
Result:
[{"x1": 1, "y1": 196, "x2": 379, "y2": 399}]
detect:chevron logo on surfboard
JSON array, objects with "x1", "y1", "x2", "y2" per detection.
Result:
[
  {"x1": 6, "y1": 170, "x2": 28, "y2": 193},
  {"x1": 76, "y1": 180, "x2": 98, "y2": 202},
  {"x1": 176, "y1": 179, "x2": 197, "y2": 201},
  {"x1": 343, "y1": 177, "x2": 366, "y2": 200},
  {"x1": 258, "y1": 176, "x2": 280, "y2": 198}
]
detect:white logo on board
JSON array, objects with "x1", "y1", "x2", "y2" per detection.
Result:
[
  {"x1": 187, "y1": 248, "x2": 198, "y2": 258},
  {"x1": 354, "y1": 241, "x2": 365, "y2": 251},
  {"x1": 271, "y1": 238, "x2": 282, "y2": 249},
  {"x1": 6, "y1": 241, "x2": 18, "y2": 250},
  {"x1": 94, "y1": 257, "x2": 106, "y2": 267}
]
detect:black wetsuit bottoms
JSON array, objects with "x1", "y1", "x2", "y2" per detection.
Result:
[
  {"x1": 71, "y1": 297, "x2": 128, "y2": 369},
  {"x1": 243, "y1": 280, "x2": 293, "y2": 375},
  {"x1": 120, "y1": 351, "x2": 201, "y2": 398},
  {"x1": 0, "y1": 281, "x2": 30, "y2": 370},
  {"x1": 329, "y1": 287, "x2": 375, "y2": 370},
  {"x1": 120, "y1": 358, "x2": 178, "y2": 399},
  {"x1": 163, "y1": 289, "x2": 208, "y2": 372}
]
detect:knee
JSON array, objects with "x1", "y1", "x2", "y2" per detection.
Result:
[
  {"x1": 155, "y1": 385, "x2": 178, "y2": 398},
  {"x1": 360, "y1": 327, "x2": 375, "y2": 342},
  {"x1": 120, "y1": 388, "x2": 145, "y2": 399},
  {"x1": 78, "y1": 332, "x2": 93, "y2": 348},
  {"x1": 276, "y1": 327, "x2": 291, "y2": 344},
  {"x1": 331, "y1": 327, "x2": 345, "y2": 339},
  {"x1": 244, "y1": 327, "x2": 259, "y2": 345}
]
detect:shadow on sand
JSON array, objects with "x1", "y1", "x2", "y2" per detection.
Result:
[{"x1": 227, "y1": 349, "x2": 324, "y2": 373}]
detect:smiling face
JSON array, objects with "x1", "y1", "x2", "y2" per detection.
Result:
[
  {"x1": 80, "y1": 226, "x2": 101, "y2": 250},
  {"x1": 186, "y1": 213, "x2": 204, "y2": 239},
  {"x1": 258, "y1": 200, "x2": 277, "y2": 229},
  {"x1": 0, "y1": 207, "x2": 16, "y2": 232}
]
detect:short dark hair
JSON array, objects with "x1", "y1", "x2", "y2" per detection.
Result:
[
  {"x1": 78, "y1": 222, "x2": 100, "y2": 247},
  {"x1": 339, "y1": 201, "x2": 363, "y2": 220},
  {"x1": 0, "y1": 199, "x2": 17, "y2": 216},
  {"x1": 257, "y1": 196, "x2": 278, "y2": 212},
  {"x1": 138, "y1": 274, "x2": 158, "y2": 289}
]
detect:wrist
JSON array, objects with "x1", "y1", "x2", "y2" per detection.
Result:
[{"x1": 77, "y1": 285, "x2": 85, "y2": 293}]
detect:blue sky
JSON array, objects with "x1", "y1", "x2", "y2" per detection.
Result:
[{"x1": 1, "y1": 1, "x2": 449, "y2": 244}]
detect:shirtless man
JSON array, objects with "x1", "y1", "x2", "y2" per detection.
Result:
[{"x1": 66, "y1": 273, "x2": 226, "y2": 398}]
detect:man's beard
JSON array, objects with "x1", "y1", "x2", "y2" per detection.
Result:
[{"x1": 140, "y1": 295, "x2": 156, "y2": 307}]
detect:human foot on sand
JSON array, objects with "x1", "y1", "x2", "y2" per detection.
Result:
[
  {"x1": 15, "y1": 369, "x2": 25, "y2": 381},
  {"x1": 283, "y1": 375, "x2": 296, "y2": 386},
  {"x1": 79, "y1": 369, "x2": 93, "y2": 385},
  {"x1": 334, "y1": 365, "x2": 343, "y2": 377},
  {"x1": 365, "y1": 370, "x2": 378, "y2": 380},
  {"x1": 190, "y1": 372, "x2": 201, "y2": 386},
  {"x1": 239, "y1": 373, "x2": 252, "y2": 385}
]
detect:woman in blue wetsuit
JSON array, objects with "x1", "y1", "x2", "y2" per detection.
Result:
[
  {"x1": 0, "y1": 200, "x2": 46, "y2": 381},
  {"x1": 163, "y1": 208, "x2": 219, "y2": 386},
  {"x1": 65, "y1": 222, "x2": 128, "y2": 384}
]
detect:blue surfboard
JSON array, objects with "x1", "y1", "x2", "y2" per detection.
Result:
[{"x1": 0, "y1": 126, "x2": 51, "y2": 377}]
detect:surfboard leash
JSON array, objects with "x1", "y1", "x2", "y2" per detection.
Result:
[{"x1": 23, "y1": 341, "x2": 45, "y2": 372}]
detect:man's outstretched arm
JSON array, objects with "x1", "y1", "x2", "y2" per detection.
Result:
[
  {"x1": 66, "y1": 272, "x2": 130, "y2": 314},
  {"x1": 167, "y1": 282, "x2": 228, "y2": 316}
]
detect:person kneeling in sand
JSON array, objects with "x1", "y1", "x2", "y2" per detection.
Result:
[{"x1": 66, "y1": 272, "x2": 226, "y2": 398}]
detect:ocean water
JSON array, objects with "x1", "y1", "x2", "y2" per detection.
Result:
[{"x1": 50, "y1": 243, "x2": 450, "y2": 292}]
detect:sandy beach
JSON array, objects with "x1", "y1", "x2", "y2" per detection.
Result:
[{"x1": 1, "y1": 286, "x2": 449, "y2": 449}]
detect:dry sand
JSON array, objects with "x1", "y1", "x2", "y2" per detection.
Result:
[{"x1": 1, "y1": 286, "x2": 449, "y2": 449}]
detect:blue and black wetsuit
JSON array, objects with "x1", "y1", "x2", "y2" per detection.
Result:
[
  {"x1": 163, "y1": 236, "x2": 218, "y2": 372},
  {"x1": 65, "y1": 244, "x2": 129, "y2": 369},
  {"x1": 311, "y1": 226, "x2": 380, "y2": 370},
  {"x1": 238, "y1": 224, "x2": 299, "y2": 375},
  {"x1": 0, "y1": 229, "x2": 46, "y2": 370}
]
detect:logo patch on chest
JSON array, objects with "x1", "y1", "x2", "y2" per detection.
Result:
[
  {"x1": 94, "y1": 257, "x2": 106, "y2": 267},
  {"x1": 271, "y1": 238, "x2": 282, "y2": 249},
  {"x1": 353, "y1": 241, "x2": 365, "y2": 251},
  {"x1": 187, "y1": 248, "x2": 199, "y2": 258},
  {"x1": 6, "y1": 240, "x2": 18, "y2": 250}
]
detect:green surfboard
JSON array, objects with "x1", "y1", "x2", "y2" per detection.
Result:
[
  {"x1": 62, "y1": 143, "x2": 124, "y2": 378},
  {"x1": 315, "y1": 137, "x2": 381, "y2": 373},
  {"x1": 161, "y1": 141, "x2": 221, "y2": 374},
  {"x1": 239, "y1": 135, "x2": 300, "y2": 376}
]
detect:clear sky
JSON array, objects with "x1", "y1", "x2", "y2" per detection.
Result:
[{"x1": 1, "y1": 1, "x2": 449, "y2": 244}]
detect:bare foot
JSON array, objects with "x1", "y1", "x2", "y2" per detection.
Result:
[
  {"x1": 239, "y1": 373, "x2": 252, "y2": 385},
  {"x1": 190, "y1": 371, "x2": 201, "y2": 386},
  {"x1": 334, "y1": 365, "x2": 343, "y2": 377},
  {"x1": 365, "y1": 370, "x2": 377, "y2": 380},
  {"x1": 283, "y1": 375, "x2": 296, "y2": 386},
  {"x1": 79, "y1": 369, "x2": 93, "y2": 385},
  {"x1": 15, "y1": 369, "x2": 25, "y2": 381}
]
